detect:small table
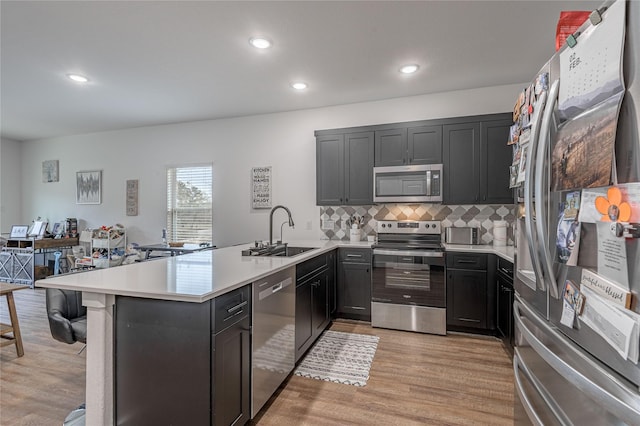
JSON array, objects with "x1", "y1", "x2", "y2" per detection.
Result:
[
  {"x1": 136, "y1": 244, "x2": 214, "y2": 260},
  {"x1": 0, "y1": 282, "x2": 28, "y2": 357}
]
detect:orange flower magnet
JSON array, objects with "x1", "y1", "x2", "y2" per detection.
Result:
[{"x1": 595, "y1": 187, "x2": 632, "y2": 222}]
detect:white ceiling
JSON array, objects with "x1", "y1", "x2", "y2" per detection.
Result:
[{"x1": 1, "y1": 0, "x2": 600, "y2": 142}]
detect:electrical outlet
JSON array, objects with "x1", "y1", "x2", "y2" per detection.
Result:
[{"x1": 321, "y1": 219, "x2": 335, "y2": 231}]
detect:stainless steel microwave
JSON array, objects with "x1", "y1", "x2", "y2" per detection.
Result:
[{"x1": 373, "y1": 164, "x2": 443, "y2": 203}]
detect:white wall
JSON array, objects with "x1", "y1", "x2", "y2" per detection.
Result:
[
  {"x1": 0, "y1": 137, "x2": 22, "y2": 232},
  {"x1": 17, "y1": 83, "x2": 523, "y2": 247}
]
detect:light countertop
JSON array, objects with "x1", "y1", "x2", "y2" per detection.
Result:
[
  {"x1": 443, "y1": 243, "x2": 514, "y2": 263},
  {"x1": 37, "y1": 240, "x2": 372, "y2": 303},
  {"x1": 38, "y1": 239, "x2": 514, "y2": 303}
]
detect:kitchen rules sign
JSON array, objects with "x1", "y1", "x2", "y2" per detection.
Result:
[{"x1": 252, "y1": 166, "x2": 272, "y2": 209}]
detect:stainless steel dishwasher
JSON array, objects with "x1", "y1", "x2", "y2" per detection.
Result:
[{"x1": 251, "y1": 266, "x2": 295, "y2": 418}]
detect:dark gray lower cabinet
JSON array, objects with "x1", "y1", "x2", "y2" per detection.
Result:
[
  {"x1": 295, "y1": 251, "x2": 334, "y2": 362},
  {"x1": 447, "y1": 268, "x2": 487, "y2": 329},
  {"x1": 213, "y1": 317, "x2": 250, "y2": 426},
  {"x1": 115, "y1": 297, "x2": 211, "y2": 425},
  {"x1": 446, "y1": 252, "x2": 496, "y2": 333},
  {"x1": 496, "y1": 257, "x2": 514, "y2": 354},
  {"x1": 115, "y1": 285, "x2": 251, "y2": 426},
  {"x1": 337, "y1": 248, "x2": 371, "y2": 321}
]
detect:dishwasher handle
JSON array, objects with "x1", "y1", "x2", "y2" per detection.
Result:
[{"x1": 257, "y1": 277, "x2": 292, "y2": 301}]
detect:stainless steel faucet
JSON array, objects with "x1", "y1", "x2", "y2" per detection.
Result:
[{"x1": 269, "y1": 205, "x2": 294, "y2": 246}]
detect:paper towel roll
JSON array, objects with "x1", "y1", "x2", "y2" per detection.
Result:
[{"x1": 493, "y1": 220, "x2": 507, "y2": 246}]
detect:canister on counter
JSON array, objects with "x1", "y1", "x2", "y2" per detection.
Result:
[{"x1": 493, "y1": 220, "x2": 507, "y2": 246}]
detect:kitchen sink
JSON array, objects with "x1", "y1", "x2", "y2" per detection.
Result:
[
  {"x1": 241, "y1": 245, "x2": 316, "y2": 257},
  {"x1": 270, "y1": 246, "x2": 316, "y2": 257}
]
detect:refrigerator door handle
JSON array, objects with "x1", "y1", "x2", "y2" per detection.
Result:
[
  {"x1": 535, "y1": 79, "x2": 561, "y2": 300},
  {"x1": 514, "y1": 348, "x2": 572, "y2": 425},
  {"x1": 515, "y1": 299, "x2": 640, "y2": 424},
  {"x1": 523, "y1": 90, "x2": 547, "y2": 291}
]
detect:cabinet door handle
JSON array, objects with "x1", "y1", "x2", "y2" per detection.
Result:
[
  {"x1": 226, "y1": 300, "x2": 248, "y2": 314},
  {"x1": 457, "y1": 260, "x2": 477, "y2": 264},
  {"x1": 459, "y1": 318, "x2": 481, "y2": 323},
  {"x1": 346, "y1": 254, "x2": 362, "y2": 258}
]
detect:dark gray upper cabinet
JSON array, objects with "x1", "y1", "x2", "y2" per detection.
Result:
[
  {"x1": 345, "y1": 132, "x2": 374, "y2": 205},
  {"x1": 481, "y1": 120, "x2": 514, "y2": 204},
  {"x1": 375, "y1": 125, "x2": 442, "y2": 167},
  {"x1": 443, "y1": 122, "x2": 481, "y2": 204},
  {"x1": 316, "y1": 131, "x2": 373, "y2": 205},
  {"x1": 375, "y1": 128, "x2": 407, "y2": 166},
  {"x1": 316, "y1": 113, "x2": 510, "y2": 206},
  {"x1": 443, "y1": 114, "x2": 513, "y2": 205},
  {"x1": 408, "y1": 125, "x2": 443, "y2": 165},
  {"x1": 316, "y1": 134, "x2": 345, "y2": 205}
]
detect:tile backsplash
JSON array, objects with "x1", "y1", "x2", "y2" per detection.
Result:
[{"x1": 320, "y1": 204, "x2": 515, "y2": 245}]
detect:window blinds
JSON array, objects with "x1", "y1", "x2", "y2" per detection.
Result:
[{"x1": 166, "y1": 165, "x2": 212, "y2": 244}]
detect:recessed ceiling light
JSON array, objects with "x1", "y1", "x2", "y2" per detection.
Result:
[
  {"x1": 67, "y1": 74, "x2": 89, "y2": 83},
  {"x1": 399, "y1": 64, "x2": 419, "y2": 74},
  {"x1": 291, "y1": 82, "x2": 308, "y2": 90},
  {"x1": 249, "y1": 37, "x2": 272, "y2": 49}
]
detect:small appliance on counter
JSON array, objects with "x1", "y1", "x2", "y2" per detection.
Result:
[{"x1": 444, "y1": 227, "x2": 479, "y2": 245}]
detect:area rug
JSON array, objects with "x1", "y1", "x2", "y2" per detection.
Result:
[{"x1": 294, "y1": 330, "x2": 380, "y2": 387}]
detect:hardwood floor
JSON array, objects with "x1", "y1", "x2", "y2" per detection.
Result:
[
  {"x1": 1, "y1": 288, "x2": 514, "y2": 425},
  {"x1": 1, "y1": 288, "x2": 85, "y2": 426},
  {"x1": 254, "y1": 321, "x2": 514, "y2": 425}
]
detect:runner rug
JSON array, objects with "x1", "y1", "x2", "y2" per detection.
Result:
[{"x1": 293, "y1": 330, "x2": 380, "y2": 387}]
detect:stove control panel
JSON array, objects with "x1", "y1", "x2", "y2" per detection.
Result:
[{"x1": 377, "y1": 220, "x2": 441, "y2": 234}]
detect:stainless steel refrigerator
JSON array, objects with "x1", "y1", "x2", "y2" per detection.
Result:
[{"x1": 514, "y1": 0, "x2": 640, "y2": 424}]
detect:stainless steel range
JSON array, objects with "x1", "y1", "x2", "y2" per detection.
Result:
[{"x1": 371, "y1": 220, "x2": 446, "y2": 335}]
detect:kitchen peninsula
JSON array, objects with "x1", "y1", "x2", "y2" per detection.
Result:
[{"x1": 37, "y1": 239, "x2": 370, "y2": 425}]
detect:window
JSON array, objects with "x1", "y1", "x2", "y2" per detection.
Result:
[{"x1": 166, "y1": 165, "x2": 212, "y2": 244}]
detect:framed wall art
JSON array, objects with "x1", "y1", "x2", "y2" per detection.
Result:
[
  {"x1": 42, "y1": 160, "x2": 59, "y2": 183},
  {"x1": 76, "y1": 170, "x2": 102, "y2": 204},
  {"x1": 126, "y1": 179, "x2": 139, "y2": 216},
  {"x1": 252, "y1": 166, "x2": 272, "y2": 209}
]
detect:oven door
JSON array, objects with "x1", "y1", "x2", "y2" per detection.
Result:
[{"x1": 372, "y1": 249, "x2": 445, "y2": 307}]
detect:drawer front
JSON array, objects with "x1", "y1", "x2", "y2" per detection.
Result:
[
  {"x1": 213, "y1": 285, "x2": 251, "y2": 334},
  {"x1": 446, "y1": 252, "x2": 487, "y2": 270},
  {"x1": 339, "y1": 248, "x2": 372, "y2": 264},
  {"x1": 497, "y1": 257, "x2": 514, "y2": 280},
  {"x1": 296, "y1": 252, "x2": 329, "y2": 281}
]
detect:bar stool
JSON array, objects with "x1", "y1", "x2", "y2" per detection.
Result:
[{"x1": 0, "y1": 282, "x2": 26, "y2": 357}]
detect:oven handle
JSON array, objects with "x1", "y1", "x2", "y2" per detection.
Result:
[{"x1": 373, "y1": 249, "x2": 443, "y2": 258}]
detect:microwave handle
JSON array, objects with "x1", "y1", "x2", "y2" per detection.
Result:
[{"x1": 426, "y1": 170, "x2": 431, "y2": 196}]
